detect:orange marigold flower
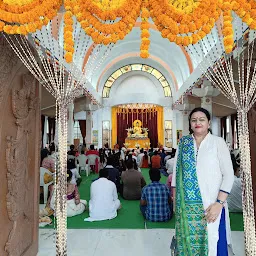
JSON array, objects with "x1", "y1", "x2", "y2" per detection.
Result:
[
  {"x1": 222, "y1": 26, "x2": 233, "y2": 36},
  {"x1": 103, "y1": 37, "x2": 111, "y2": 45},
  {"x1": 141, "y1": 23, "x2": 150, "y2": 30},
  {"x1": 167, "y1": 33, "x2": 176, "y2": 42},
  {"x1": 249, "y1": 20, "x2": 256, "y2": 29},
  {"x1": 140, "y1": 50, "x2": 149, "y2": 58},
  {"x1": 161, "y1": 29, "x2": 169, "y2": 38},
  {"x1": 142, "y1": 38, "x2": 150, "y2": 45},
  {"x1": 202, "y1": 25, "x2": 212, "y2": 34},
  {"x1": 192, "y1": 34, "x2": 200, "y2": 44},
  {"x1": 142, "y1": 29, "x2": 150, "y2": 38},
  {"x1": 198, "y1": 30, "x2": 206, "y2": 39},
  {"x1": 183, "y1": 36, "x2": 192, "y2": 46},
  {"x1": 176, "y1": 36, "x2": 183, "y2": 45},
  {"x1": 188, "y1": 23, "x2": 197, "y2": 33},
  {"x1": 225, "y1": 45, "x2": 233, "y2": 54},
  {"x1": 65, "y1": 52, "x2": 73, "y2": 63},
  {"x1": 224, "y1": 36, "x2": 234, "y2": 46}
]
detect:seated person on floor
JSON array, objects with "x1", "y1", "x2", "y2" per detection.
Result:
[
  {"x1": 164, "y1": 151, "x2": 172, "y2": 165},
  {"x1": 140, "y1": 151, "x2": 150, "y2": 168},
  {"x1": 140, "y1": 168, "x2": 173, "y2": 222},
  {"x1": 126, "y1": 154, "x2": 140, "y2": 171},
  {"x1": 151, "y1": 151, "x2": 161, "y2": 168},
  {"x1": 166, "y1": 151, "x2": 176, "y2": 175},
  {"x1": 67, "y1": 158, "x2": 82, "y2": 186},
  {"x1": 49, "y1": 169, "x2": 86, "y2": 218},
  {"x1": 227, "y1": 160, "x2": 242, "y2": 212},
  {"x1": 104, "y1": 157, "x2": 120, "y2": 191},
  {"x1": 121, "y1": 159, "x2": 146, "y2": 200},
  {"x1": 160, "y1": 149, "x2": 167, "y2": 166},
  {"x1": 67, "y1": 144, "x2": 77, "y2": 160},
  {"x1": 84, "y1": 168, "x2": 121, "y2": 222},
  {"x1": 137, "y1": 148, "x2": 144, "y2": 167}
]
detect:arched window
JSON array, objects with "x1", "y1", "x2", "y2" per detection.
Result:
[{"x1": 103, "y1": 64, "x2": 172, "y2": 98}]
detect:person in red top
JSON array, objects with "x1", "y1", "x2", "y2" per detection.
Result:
[
  {"x1": 86, "y1": 145, "x2": 99, "y2": 173},
  {"x1": 151, "y1": 151, "x2": 161, "y2": 168}
]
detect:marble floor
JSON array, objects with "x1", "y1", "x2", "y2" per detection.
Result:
[{"x1": 38, "y1": 229, "x2": 245, "y2": 256}]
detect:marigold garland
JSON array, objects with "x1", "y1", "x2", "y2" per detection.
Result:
[
  {"x1": 1, "y1": 0, "x2": 256, "y2": 62},
  {"x1": 140, "y1": 0, "x2": 150, "y2": 58},
  {"x1": 63, "y1": 9, "x2": 74, "y2": 63}
]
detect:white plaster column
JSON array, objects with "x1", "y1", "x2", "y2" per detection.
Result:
[
  {"x1": 192, "y1": 80, "x2": 220, "y2": 118},
  {"x1": 43, "y1": 116, "x2": 48, "y2": 148},
  {"x1": 175, "y1": 98, "x2": 195, "y2": 136},
  {"x1": 86, "y1": 110, "x2": 92, "y2": 145},
  {"x1": 67, "y1": 103, "x2": 74, "y2": 146},
  {"x1": 172, "y1": 110, "x2": 178, "y2": 148}
]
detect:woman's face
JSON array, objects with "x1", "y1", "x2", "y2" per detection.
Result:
[{"x1": 190, "y1": 111, "x2": 210, "y2": 135}]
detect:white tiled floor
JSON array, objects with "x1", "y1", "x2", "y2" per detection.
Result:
[{"x1": 38, "y1": 229, "x2": 245, "y2": 256}]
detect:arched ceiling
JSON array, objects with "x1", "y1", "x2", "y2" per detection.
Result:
[{"x1": 34, "y1": 18, "x2": 195, "y2": 102}]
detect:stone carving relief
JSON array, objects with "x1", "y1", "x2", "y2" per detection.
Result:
[
  {"x1": 0, "y1": 39, "x2": 17, "y2": 105},
  {"x1": 5, "y1": 73, "x2": 39, "y2": 256}
]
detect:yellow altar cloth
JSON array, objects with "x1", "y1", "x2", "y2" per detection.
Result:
[{"x1": 125, "y1": 138, "x2": 150, "y2": 149}]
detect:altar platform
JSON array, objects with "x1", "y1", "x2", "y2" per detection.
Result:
[{"x1": 125, "y1": 138, "x2": 150, "y2": 149}]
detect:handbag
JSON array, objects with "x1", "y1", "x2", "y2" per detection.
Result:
[{"x1": 170, "y1": 235, "x2": 177, "y2": 256}]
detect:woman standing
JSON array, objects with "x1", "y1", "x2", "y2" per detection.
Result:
[{"x1": 172, "y1": 107, "x2": 234, "y2": 256}]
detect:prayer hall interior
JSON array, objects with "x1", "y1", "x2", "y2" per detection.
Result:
[{"x1": 1, "y1": 1, "x2": 256, "y2": 256}]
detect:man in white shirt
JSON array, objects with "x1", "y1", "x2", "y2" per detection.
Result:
[
  {"x1": 166, "y1": 157, "x2": 175, "y2": 175},
  {"x1": 164, "y1": 151, "x2": 172, "y2": 164},
  {"x1": 84, "y1": 168, "x2": 121, "y2": 222},
  {"x1": 227, "y1": 163, "x2": 242, "y2": 212},
  {"x1": 137, "y1": 148, "x2": 144, "y2": 167}
]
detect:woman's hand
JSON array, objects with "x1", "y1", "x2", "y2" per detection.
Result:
[{"x1": 205, "y1": 202, "x2": 223, "y2": 223}]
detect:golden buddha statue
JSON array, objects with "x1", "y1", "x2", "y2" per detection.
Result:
[
  {"x1": 126, "y1": 120, "x2": 148, "y2": 138},
  {"x1": 133, "y1": 120, "x2": 142, "y2": 135}
]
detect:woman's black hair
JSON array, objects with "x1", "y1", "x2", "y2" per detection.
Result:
[
  {"x1": 144, "y1": 151, "x2": 148, "y2": 160},
  {"x1": 67, "y1": 169, "x2": 72, "y2": 183},
  {"x1": 188, "y1": 107, "x2": 211, "y2": 134},
  {"x1": 41, "y1": 148, "x2": 49, "y2": 165},
  {"x1": 99, "y1": 148, "x2": 106, "y2": 163}
]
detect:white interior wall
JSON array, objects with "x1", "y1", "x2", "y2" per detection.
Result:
[
  {"x1": 74, "y1": 111, "x2": 86, "y2": 120},
  {"x1": 211, "y1": 116, "x2": 221, "y2": 137}
]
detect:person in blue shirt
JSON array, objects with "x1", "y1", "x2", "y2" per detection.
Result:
[{"x1": 140, "y1": 168, "x2": 173, "y2": 222}]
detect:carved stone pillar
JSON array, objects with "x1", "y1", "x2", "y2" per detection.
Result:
[{"x1": 0, "y1": 43, "x2": 40, "y2": 256}]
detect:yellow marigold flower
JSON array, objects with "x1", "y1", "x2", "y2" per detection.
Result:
[
  {"x1": 65, "y1": 52, "x2": 73, "y2": 63},
  {"x1": 249, "y1": 20, "x2": 256, "y2": 29},
  {"x1": 161, "y1": 29, "x2": 169, "y2": 38},
  {"x1": 202, "y1": 25, "x2": 212, "y2": 34},
  {"x1": 183, "y1": 36, "x2": 192, "y2": 46},
  {"x1": 224, "y1": 36, "x2": 234, "y2": 46},
  {"x1": 167, "y1": 33, "x2": 176, "y2": 42},
  {"x1": 142, "y1": 29, "x2": 150, "y2": 38},
  {"x1": 188, "y1": 23, "x2": 197, "y2": 33},
  {"x1": 222, "y1": 26, "x2": 233, "y2": 36},
  {"x1": 140, "y1": 50, "x2": 149, "y2": 58},
  {"x1": 198, "y1": 30, "x2": 206, "y2": 39},
  {"x1": 192, "y1": 34, "x2": 200, "y2": 44},
  {"x1": 176, "y1": 36, "x2": 183, "y2": 45}
]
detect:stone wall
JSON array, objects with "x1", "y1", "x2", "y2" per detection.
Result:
[{"x1": 0, "y1": 41, "x2": 40, "y2": 256}]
